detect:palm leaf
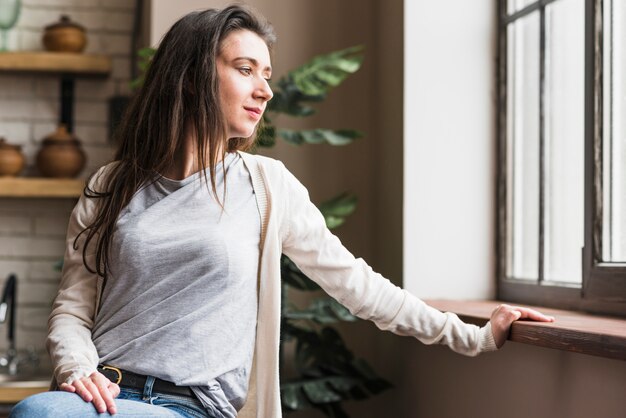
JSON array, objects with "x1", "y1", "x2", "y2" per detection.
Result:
[
  {"x1": 283, "y1": 298, "x2": 357, "y2": 324},
  {"x1": 318, "y1": 193, "x2": 357, "y2": 229},
  {"x1": 290, "y1": 45, "x2": 365, "y2": 96},
  {"x1": 278, "y1": 128, "x2": 361, "y2": 147},
  {"x1": 267, "y1": 77, "x2": 325, "y2": 117}
]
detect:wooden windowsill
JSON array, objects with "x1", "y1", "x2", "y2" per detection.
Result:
[{"x1": 425, "y1": 299, "x2": 626, "y2": 361}]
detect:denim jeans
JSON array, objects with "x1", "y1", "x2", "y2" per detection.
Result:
[{"x1": 10, "y1": 376, "x2": 215, "y2": 418}]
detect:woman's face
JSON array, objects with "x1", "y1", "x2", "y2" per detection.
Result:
[{"x1": 217, "y1": 29, "x2": 273, "y2": 139}]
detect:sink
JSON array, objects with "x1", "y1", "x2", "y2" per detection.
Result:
[
  {"x1": 0, "y1": 373, "x2": 51, "y2": 388},
  {"x1": 0, "y1": 372, "x2": 51, "y2": 405}
]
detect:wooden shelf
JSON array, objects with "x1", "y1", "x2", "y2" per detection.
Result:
[
  {"x1": 426, "y1": 299, "x2": 626, "y2": 361},
  {"x1": 0, "y1": 52, "x2": 111, "y2": 76},
  {"x1": 0, "y1": 177, "x2": 84, "y2": 198}
]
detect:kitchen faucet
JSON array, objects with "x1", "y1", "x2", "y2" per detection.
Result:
[
  {"x1": 0, "y1": 274, "x2": 38, "y2": 375},
  {"x1": 0, "y1": 274, "x2": 18, "y2": 375}
]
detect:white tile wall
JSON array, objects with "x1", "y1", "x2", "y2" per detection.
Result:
[{"x1": 0, "y1": 0, "x2": 135, "y2": 372}]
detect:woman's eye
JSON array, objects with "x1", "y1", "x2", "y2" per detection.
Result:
[{"x1": 239, "y1": 67, "x2": 252, "y2": 75}]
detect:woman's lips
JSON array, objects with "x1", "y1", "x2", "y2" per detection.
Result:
[{"x1": 244, "y1": 107, "x2": 262, "y2": 120}]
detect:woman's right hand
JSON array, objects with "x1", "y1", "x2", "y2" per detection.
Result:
[{"x1": 59, "y1": 371, "x2": 120, "y2": 415}]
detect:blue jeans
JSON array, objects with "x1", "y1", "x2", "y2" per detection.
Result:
[{"x1": 10, "y1": 376, "x2": 214, "y2": 418}]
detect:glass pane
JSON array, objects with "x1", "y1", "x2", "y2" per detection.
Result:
[
  {"x1": 603, "y1": 0, "x2": 626, "y2": 262},
  {"x1": 506, "y1": 12, "x2": 540, "y2": 280},
  {"x1": 507, "y1": 0, "x2": 538, "y2": 15},
  {"x1": 544, "y1": 0, "x2": 584, "y2": 283}
]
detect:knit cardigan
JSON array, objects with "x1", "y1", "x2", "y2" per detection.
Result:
[{"x1": 47, "y1": 151, "x2": 497, "y2": 418}]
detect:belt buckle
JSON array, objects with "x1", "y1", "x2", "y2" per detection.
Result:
[{"x1": 101, "y1": 365, "x2": 122, "y2": 385}]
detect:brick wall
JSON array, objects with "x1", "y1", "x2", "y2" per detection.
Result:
[{"x1": 0, "y1": 0, "x2": 136, "y2": 373}]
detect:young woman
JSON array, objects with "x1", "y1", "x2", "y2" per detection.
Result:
[{"x1": 11, "y1": 5, "x2": 553, "y2": 418}]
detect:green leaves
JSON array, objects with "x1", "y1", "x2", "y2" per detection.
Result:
[
  {"x1": 255, "y1": 121, "x2": 276, "y2": 148},
  {"x1": 280, "y1": 324, "x2": 393, "y2": 414},
  {"x1": 278, "y1": 128, "x2": 361, "y2": 147},
  {"x1": 284, "y1": 298, "x2": 357, "y2": 324},
  {"x1": 267, "y1": 45, "x2": 364, "y2": 118},
  {"x1": 267, "y1": 76, "x2": 325, "y2": 117},
  {"x1": 291, "y1": 45, "x2": 365, "y2": 96},
  {"x1": 130, "y1": 47, "x2": 156, "y2": 90},
  {"x1": 319, "y1": 193, "x2": 358, "y2": 229},
  {"x1": 261, "y1": 45, "x2": 365, "y2": 150}
]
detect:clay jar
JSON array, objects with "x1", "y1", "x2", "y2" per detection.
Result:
[
  {"x1": 36, "y1": 125, "x2": 86, "y2": 178},
  {"x1": 0, "y1": 138, "x2": 25, "y2": 177},
  {"x1": 42, "y1": 15, "x2": 87, "y2": 53}
]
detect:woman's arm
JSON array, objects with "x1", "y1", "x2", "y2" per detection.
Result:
[
  {"x1": 47, "y1": 189, "x2": 102, "y2": 384},
  {"x1": 46, "y1": 165, "x2": 120, "y2": 414},
  {"x1": 279, "y1": 165, "x2": 552, "y2": 355}
]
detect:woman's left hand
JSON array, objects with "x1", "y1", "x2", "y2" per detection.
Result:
[{"x1": 490, "y1": 304, "x2": 555, "y2": 348}]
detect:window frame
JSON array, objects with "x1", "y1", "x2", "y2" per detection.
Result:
[{"x1": 496, "y1": 0, "x2": 626, "y2": 317}]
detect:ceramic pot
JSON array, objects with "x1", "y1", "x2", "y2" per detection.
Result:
[
  {"x1": 0, "y1": 138, "x2": 25, "y2": 177},
  {"x1": 36, "y1": 125, "x2": 86, "y2": 178},
  {"x1": 42, "y1": 15, "x2": 87, "y2": 53}
]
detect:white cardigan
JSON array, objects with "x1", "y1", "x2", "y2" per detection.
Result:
[{"x1": 47, "y1": 152, "x2": 497, "y2": 418}]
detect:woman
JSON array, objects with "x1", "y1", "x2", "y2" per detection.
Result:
[{"x1": 11, "y1": 5, "x2": 553, "y2": 418}]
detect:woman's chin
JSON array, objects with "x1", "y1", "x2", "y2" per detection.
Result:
[{"x1": 229, "y1": 130, "x2": 255, "y2": 140}]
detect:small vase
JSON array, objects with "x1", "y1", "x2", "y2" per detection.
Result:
[
  {"x1": 0, "y1": 137, "x2": 25, "y2": 176},
  {"x1": 42, "y1": 15, "x2": 87, "y2": 53},
  {"x1": 36, "y1": 124, "x2": 86, "y2": 178}
]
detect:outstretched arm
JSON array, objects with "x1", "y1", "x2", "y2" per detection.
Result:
[{"x1": 279, "y1": 163, "x2": 554, "y2": 355}]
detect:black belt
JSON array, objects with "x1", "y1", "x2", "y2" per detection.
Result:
[{"x1": 97, "y1": 365, "x2": 193, "y2": 398}]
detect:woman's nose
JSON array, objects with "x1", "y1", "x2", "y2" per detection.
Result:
[{"x1": 255, "y1": 79, "x2": 273, "y2": 102}]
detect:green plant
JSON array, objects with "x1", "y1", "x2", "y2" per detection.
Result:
[
  {"x1": 256, "y1": 46, "x2": 392, "y2": 418},
  {"x1": 129, "y1": 47, "x2": 156, "y2": 90}
]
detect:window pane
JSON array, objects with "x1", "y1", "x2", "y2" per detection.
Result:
[
  {"x1": 544, "y1": 0, "x2": 584, "y2": 283},
  {"x1": 507, "y1": 0, "x2": 538, "y2": 15},
  {"x1": 603, "y1": 0, "x2": 626, "y2": 262},
  {"x1": 506, "y1": 12, "x2": 540, "y2": 280}
]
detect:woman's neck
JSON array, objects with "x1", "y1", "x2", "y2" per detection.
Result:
[{"x1": 160, "y1": 129, "x2": 223, "y2": 181}]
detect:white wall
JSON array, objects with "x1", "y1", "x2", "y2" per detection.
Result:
[
  {"x1": 403, "y1": 0, "x2": 496, "y2": 299},
  {"x1": 398, "y1": 3, "x2": 626, "y2": 418}
]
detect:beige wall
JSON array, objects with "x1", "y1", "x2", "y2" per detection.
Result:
[{"x1": 354, "y1": 333, "x2": 626, "y2": 418}]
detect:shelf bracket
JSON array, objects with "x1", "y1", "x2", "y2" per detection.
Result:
[{"x1": 60, "y1": 75, "x2": 75, "y2": 133}]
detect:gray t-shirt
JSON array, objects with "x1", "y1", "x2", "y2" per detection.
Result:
[{"x1": 91, "y1": 152, "x2": 260, "y2": 418}]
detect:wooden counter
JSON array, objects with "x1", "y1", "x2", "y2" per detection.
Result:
[{"x1": 0, "y1": 383, "x2": 48, "y2": 404}]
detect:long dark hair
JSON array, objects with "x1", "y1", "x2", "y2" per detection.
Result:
[{"x1": 77, "y1": 5, "x2": 276, "y2": 280}]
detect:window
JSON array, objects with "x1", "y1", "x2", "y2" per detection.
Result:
[{"x1": 497, "y1": 0, "x2": 626, "y2": 316}]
